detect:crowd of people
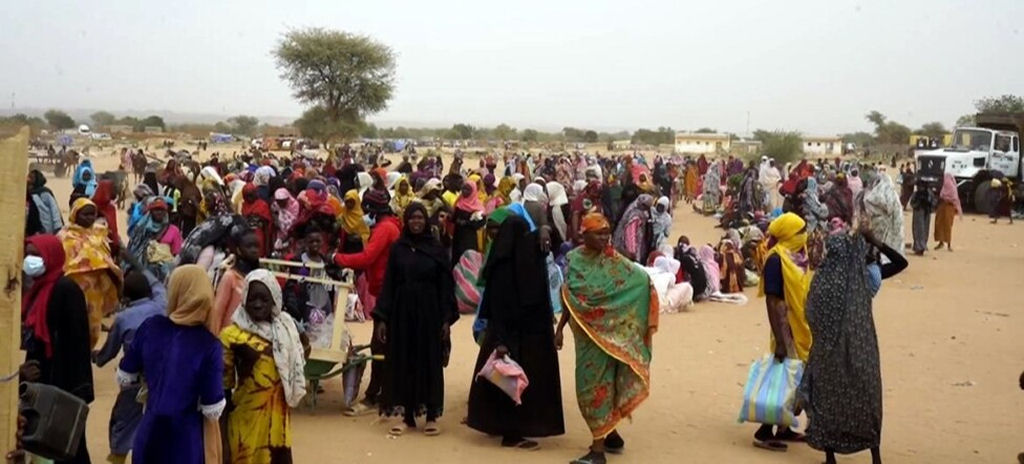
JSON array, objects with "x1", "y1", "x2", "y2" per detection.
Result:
[{"x1": 20, "y1": 141, "x2": 997, "y2": 464}]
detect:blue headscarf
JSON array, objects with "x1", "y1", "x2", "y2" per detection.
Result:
[
  {"x1": 506, "y1": 202, "x2": 536, "y2": 232},
  {"x1": 72, "y1": 160, "x2": 98, "y2": 197}
]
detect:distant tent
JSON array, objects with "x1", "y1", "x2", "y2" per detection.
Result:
[
  {"x1": 209, "y1": 133, "x2": 235, "y2": 143},
  {"x1": 56, "y1": 134, "x2": 73, "y2": 146},
  {"x1": 393, "y1": 139, "x2": 407, "y2": 151}
]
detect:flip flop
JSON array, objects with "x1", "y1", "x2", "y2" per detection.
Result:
[
  {"x1": 389, "y1": 423, "x2": 408, "y2": 436},
  {"x1": 501, "y1": 438, "x2": 540, "y2": 451},
  {"x1": 423, "y1": 422, "x2": 440, "y2": 436},
  {"x1": 343, "y1": 402, "x2": 375, "y2": 417},
  {"x1": 753, "y1": 440, "x2": 788, "y2": 452},
  {"x1": 774, "y1": 429, "x2": 806, "y2": 442}
]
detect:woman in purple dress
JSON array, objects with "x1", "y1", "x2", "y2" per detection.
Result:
[{"x1": 118, "y1": 265, "x2": 225, "y2": 464}]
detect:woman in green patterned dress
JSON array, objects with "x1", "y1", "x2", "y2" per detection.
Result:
[{"x1": 555, "y1": 212, "x2": 658, "y2": 464}]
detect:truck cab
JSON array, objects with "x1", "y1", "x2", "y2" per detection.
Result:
[{"x1": 915, "y1": 116, "x2": 1023, "y2": 211}]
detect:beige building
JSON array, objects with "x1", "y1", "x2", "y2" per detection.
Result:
[
  {"x1": 674, "y1": 132, "x2": 731, "y2": 154},
  {"x1": 802, "y1": 135, "x2": 842, "y2": 156}
]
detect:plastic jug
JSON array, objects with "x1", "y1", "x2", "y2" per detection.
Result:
[{"x1": 18, "y1": 382, "x2": 89, "y2": 461}]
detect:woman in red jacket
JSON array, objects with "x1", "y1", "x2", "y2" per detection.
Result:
[{"x1": 332, "y1": 191, "x2": 401, "y2": 415}]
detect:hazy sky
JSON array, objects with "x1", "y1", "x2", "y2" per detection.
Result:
[{"x1": 3, "y1": 0, "x2": 1021, "y2": 134}]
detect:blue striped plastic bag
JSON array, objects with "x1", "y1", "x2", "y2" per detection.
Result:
[{"x1": 737, "y1": 354, "x2": 804, "y2": 427}]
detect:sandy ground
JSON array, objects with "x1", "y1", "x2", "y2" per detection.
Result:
[{"x1": 31, "y1": 145, "x2": 1024, "y2": 463}]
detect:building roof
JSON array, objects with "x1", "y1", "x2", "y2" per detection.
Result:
[
  {"x1": 675, "y1": 132, "x2": 730, "y2": 140},
  {"x1": 802, "y1": 135, "x2": 841, "y2": 142}
]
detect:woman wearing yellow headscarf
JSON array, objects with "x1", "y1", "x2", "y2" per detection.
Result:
[
  {"x1": 753, "y1": 212, "x2": 812, "y2": 449},
  {"x1": 59, "y1": 198, "x2": 123, "y2": 348},
  {"x1": 497, "y1": 176, "x2": 516, "y2": 206},
  {"x1": 338, "y1": 189, "x2": 371, "y2": 253},
  {"x1": 390, "y1": 176, "x2": 416, "y2": 218}
]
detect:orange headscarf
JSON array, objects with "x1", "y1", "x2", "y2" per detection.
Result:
[{"x1": 580, "y1": 212, "x2": 611, "y2": 234}]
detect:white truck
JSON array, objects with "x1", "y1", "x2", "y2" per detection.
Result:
[{"x1": 914, "y1": 113, "x2": 1023, "y2": 212}]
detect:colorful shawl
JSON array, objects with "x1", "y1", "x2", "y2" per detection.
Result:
[
  {"x1": 339, "y1": 190, "x2": 370, "y2": 243},
  {"x1": 232, "y1": 269, "x2": 307, "y2": 407},
  {"x1": 562, "y1": 246, "x2": 658, "y2": 438},
  {"x1": 453, "y1": 249, "x2": 483, "y2": 314},
  {"x1": 758, "y1": 213, "x2": 812, "y2": 361},
  {"x1": 60, "y1": 198, "x2": 119, "y2": 277}
]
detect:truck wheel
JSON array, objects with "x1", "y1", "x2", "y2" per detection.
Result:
[{"x1": 973, "y1": 181, "x2": 992, "y2": 215}]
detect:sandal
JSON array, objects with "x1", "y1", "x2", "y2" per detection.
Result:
[
  {"x1": 753, "y1": 439, "x2": 788, "y2": 452},
  {"x1": 343, "y1": 402, "x2": 375, "y2": 417},
  {"x1": 389, "y1": 422, "x2": 409, "y2": 436},
  {"x1": 423, "y1": 421, "x2": 440, "y2": 436},
  {"x1": 501, "y1": 437, "x2": 540, "y2": 451},
  {"x1": 570, "y1": 450, "x2": 606, "y2": 464},
  {"x1": 774, "y1": 428, "x2": 806, "y2": 442},
  {"x1": 604, "y1": 430, "x2": 624, "y2": 454}
]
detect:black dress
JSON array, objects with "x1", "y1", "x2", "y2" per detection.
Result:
[
  {"x1": 23, "y1": 277, "x2": 94, "y2": 464},
  {"x1": 451, "y1": 208, "x2": 485, "y2": 264},
  {"x1": 373, "y1": 234, "x2": 459, "y2": 422},
  {"x1": 467, "y1": 215, "x2": 565, "y2": 438}
]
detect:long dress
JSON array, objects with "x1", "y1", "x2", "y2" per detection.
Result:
[
  {"x1": 221, "y1": 325, "x2": 293, "y2": 463},
  {"x1": 933, "y1": 200, "x2": 956, "y2": 243},
  {"x1": 467, "y1": 215, "x2": 565, "y2": 438},
  {"x1": 374, "y1": 234, "x2": 459, "y2": 421},
  {"x1": 562, "y1": 247, "x2": 658, "y2": 438},
  {"x1": 23, "y1": 277, "x2": 94, "y2": 464},
  {"x1": 800, "y1": 234, "x2": 882, "y2": 455},
  {"x1": 910, "y1": 189, "x2": 937, "y2": 253},
  {"x1": 120, "y1": 316, "x2": 224, "y2": 464}
]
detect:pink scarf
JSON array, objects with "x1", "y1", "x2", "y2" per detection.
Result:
[{"x1": 455, "y1": 182, "x2": 484, "y2": 213}]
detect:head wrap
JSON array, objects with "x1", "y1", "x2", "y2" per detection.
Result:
[
  {"x1": 580, "y1": 212, "x2": 611, "y2": 234},
  {"x1": 232, "y1": 269, "x2": 307, "y2": 407},
  {"x1": 166, "y1": 265, "x2": 217, "y2": 333},
  {"x1": 23, "y1": 235, "x2": 66, "y2": 358}
]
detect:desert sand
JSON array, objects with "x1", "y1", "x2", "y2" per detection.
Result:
[{"x1": 32, "y1": 145, "x2": 1024, "y2": 463}]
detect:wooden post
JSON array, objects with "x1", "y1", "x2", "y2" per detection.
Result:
[{"x1": 0, "y1": 126, "x2": 28, "y2": 455}]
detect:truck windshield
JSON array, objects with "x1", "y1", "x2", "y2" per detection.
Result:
[{"x1": 950, "y1": 129, "x2": 992, "y2": 151}]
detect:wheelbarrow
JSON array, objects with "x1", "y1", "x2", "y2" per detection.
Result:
[
  {"x1": 259, "y1": 259, "x2": 383, "y2": 409},
  {"x1": 303, "y1": 344, "x2": 382, "y2": 408}
]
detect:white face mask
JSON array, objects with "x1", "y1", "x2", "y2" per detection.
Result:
[{"x1": 23, "y1": 256, "x2": 45, "y2": 278}]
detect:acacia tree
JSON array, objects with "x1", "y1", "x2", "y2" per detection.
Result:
[
  {"x1": 43, "y1": 109, "x2": 76, "y2": 130},
  {"x1": 274, "y1": 28, "x2": 396, "y2": 142},
  {"x1": 228, "y1": 115, "x2": 260, "y2": 135},
  {"x1": 975, "y1": 94, "x2": 1024, "y2": 113}
]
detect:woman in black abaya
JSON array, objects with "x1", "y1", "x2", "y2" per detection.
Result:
[
  {"x1": 466, "y1": 208, "x2": 564, "y2": 450},
  {"x1": 373, "y1": 202, "x2": 459, "y2": 436}
]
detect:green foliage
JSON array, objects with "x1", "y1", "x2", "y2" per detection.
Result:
[
  {"x1": 876, "y1": 122, "x2": 911, "y2": 144},
  {"x1": 228, "y1": 115, "x2": 260, "y2": 135},
  {"x1": 0, "y1": 113, "x2": 46, "y2": 136},
  {"x1": 294, "y1": 105, "x2": 363, "y2": 141},
  {"x1": 631, "y1": 127, "x2": 673, "y2": 145},
  {"x1": 865, "y1": 110, "x2": 886, "y2": 127},
  {"x1": 43, "y1": 109, "x2": 76, "y2": 130},
  {"x1": 90, "y1": 111, "x2": 116, "y2": 127},
  {"x1": 139, "y1": 115, "x2": 166, "y2": 130},
  {"x1": 361, "y1": 123, "x2": 379, "y2": 139},
  {"x1": 583, "y1": 130, "x2": 598, "y2": 143},
  {"x1": 493, "y1": 123, "x2": 517, "y2": 141},
  {"x1": 974, "y1": 95, "x2": 1024, "y2": 113},
  {"x1": 915, "y1": 121, "x2": 947, "y2": 139},
  {"x1": 521, "y1": 129, "x2": 539, "y2": 142},
  {"x1": 751, "y1": 129, "x2": 773, "y2": 143},
  {"x1": 841, "y1": 131, "x2": 874, "y2": 147},
  {"x1": 759, "y1": 131, "x2": 804, "y2": 164},
  {"x1": 695, "y1": 127, "x2": 717, "y2": 133},
  {"x1": 955, "y1": 114, "x2": 976, "y2": 127},
  {"x1": 864, "y1": 111, "x2": 910, "y2": 144},
  {"x1": 562, "y1": 127, "x2": 586, "y2": 142},
  {"x1": 274, "y1": 27, "x2": 396, "y2": 141},
  {"x1": 449, "y1": 123, "x2": 475, "y2": 140}
]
